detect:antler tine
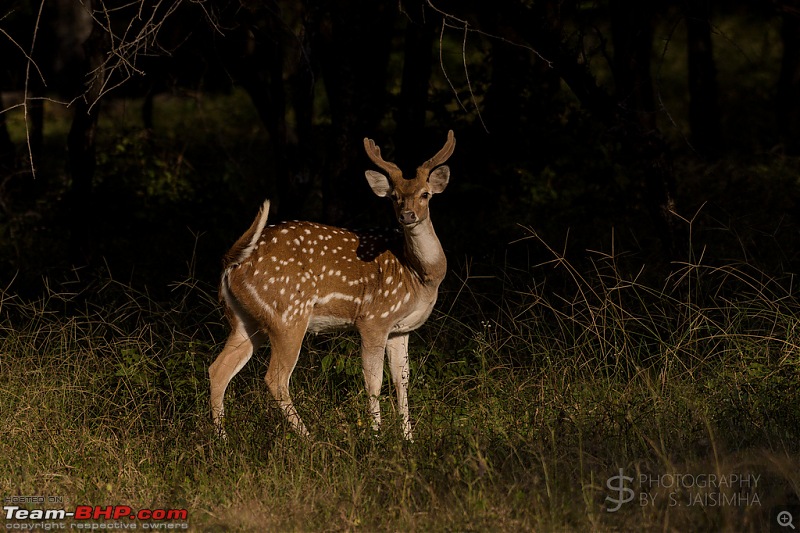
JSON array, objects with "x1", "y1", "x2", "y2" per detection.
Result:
[
  {"x1": 364, "y1": 137, "x2": 402, "y2": 178},
  {"x1": 419, "y1": 129, "x2": 456, "y2": 172}
]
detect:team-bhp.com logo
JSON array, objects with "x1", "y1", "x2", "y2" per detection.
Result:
[
  {"x1": 4, "y1": 503, "x2": 188, "y2": 529},
  {"x1": 604, "y1": 468, "x2": 761, "y2": 512}
]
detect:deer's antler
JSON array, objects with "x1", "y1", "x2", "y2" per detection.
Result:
[
  {"x1": 418, "y1": 130, "x2": 456, "y2": 174},
  {"x1": 364, "y1": 137, "x2": 403, "y2": 180}
]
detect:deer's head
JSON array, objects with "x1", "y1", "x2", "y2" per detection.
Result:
[{"x1": 363, "y1": 130, "x2": 455, "y2": 227}]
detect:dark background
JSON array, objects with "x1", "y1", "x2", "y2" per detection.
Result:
[{"x1": 1, "y1": 0, "x2": 799, "y2": 295}]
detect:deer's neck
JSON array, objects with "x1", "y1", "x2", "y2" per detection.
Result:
[{"x1": 403, "y1": 218, "x2": 447, "y2": 285}]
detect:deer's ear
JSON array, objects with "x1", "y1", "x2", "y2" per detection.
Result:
[
  {"x1": 427, "y1": 165, "x2": 450, "y2": 194},
  {"x1": 365, "y1": 170, "x2": 392, "y2": 197}
]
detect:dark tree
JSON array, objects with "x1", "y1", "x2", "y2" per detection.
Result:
[
  {"x1": 318, "y1": 0, "x2": 395, "y2": 225},
  {"x1": 0, "y1": 92, "x2": 14, "y2": 172},
  {"x1": 685, "y1": 0, "x2": 722, "y2": 156},
  {"x1": 777, "y1": 2, "x2": 800, "y2": 154},
  {"x1": 395, "y1": 1, "x2": 435, "y2": 165},
  {"x1": 66, "y1": 1, "x2": 108, "y2": 264},
  {"x1": 226, "y1": 3, "x2": 298, "y2": 218},
  {"x1": 611, "y1": 0, "x2": 657, "y2": 131}
]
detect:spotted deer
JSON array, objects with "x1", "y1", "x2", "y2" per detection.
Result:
[{"x1": 209, "y1": 130, "x2": 455, "y2": 440}]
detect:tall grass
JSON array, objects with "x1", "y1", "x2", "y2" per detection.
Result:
[{"x1": 1, "y1": 230, "x2": 799, "y2": 531}]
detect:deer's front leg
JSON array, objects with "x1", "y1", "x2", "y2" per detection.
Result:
[
  {"x1": 360, "y1": 331, "x2": 388, "y2": 432},
  {"x1": 386, "y1": 333, "x2": 412, "y2": 440}
]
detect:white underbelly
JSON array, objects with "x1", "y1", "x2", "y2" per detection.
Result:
[
  {"x1": 392, "y1": 298, "x2": 436, "y2": 333},
  {"x1": 307, "y1": 314, "x2": 354, "y2": 333}
]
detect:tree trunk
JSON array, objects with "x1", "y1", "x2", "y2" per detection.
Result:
[
  {"x1": 686, "y1": 0, "x2": 722, "y2": 156},
  {"x1": 0, "y1": 92, "x2": 14, "y2": 174},
  {"x1": 283, "y1": 1, "x2": 320, "y2": 219},
  {"x1": 610, "y1": 0, "x2": 657, "y2": 132},
  {"x1": 66, "y1": 2, "x2": 107, "y2": 265},
  {"x1": 319, "y1": 0, "x2": 394, "y2": 225},
  {"x1": 396, "y1": 4, "x2": 434, "y2": 166},
  {"x1": 231, "y1": 14, "x2": 290, "y2": 214},
  {"x1": 218, "y1": 1, "x2": 319, "y2": 220},
  {"x1": 609, "y1": 0, "x2": 681, "y2": 259},
  {"x1": 777, "y1": 5, "x2": 800, "y2": 155}
]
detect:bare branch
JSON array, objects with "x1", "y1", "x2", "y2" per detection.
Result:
[
  {"x1": 22, "y1": 0, "x2": 48, "y2": 178},
  {"x1": 426, "y1": 0, "x2": 552, "y2": 66},
  {"x1": 437, "y1": 18, "x2": 468, "y2": 114}
]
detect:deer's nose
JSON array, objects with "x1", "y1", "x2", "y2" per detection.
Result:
[{"x1": 399, "y1": 211, "x2": 417, "y2": 225}]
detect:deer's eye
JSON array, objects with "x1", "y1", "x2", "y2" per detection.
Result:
[{"x1": 420, "y1": 192, "x2": 430, "y2": 200}]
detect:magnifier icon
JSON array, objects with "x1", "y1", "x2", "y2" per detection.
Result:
[{"x1": 778, "y1": 511, "x2": 796, "y2": 529}]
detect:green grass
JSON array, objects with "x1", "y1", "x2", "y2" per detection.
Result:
[{"x1": 1, "y1": 229, "x2": 798, "y2": 532}]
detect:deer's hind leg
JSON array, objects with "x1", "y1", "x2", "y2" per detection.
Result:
[
  {"x1": 210, "y1": 312, "x2": 266, "y2": 436},
  {"x1": 264, "y1": 321, "x2": 310, "y2": 437}
]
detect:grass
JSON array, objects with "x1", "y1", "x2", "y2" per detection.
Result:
[{"x1": 1, "y1": 226, "x2": 799, "y2": 532}]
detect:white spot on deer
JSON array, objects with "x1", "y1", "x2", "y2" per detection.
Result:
[
  {"x1": 315, "y1": 292, "x2": 356, "y2": 305},
  {"x1": 280, "y1": 229, "x2": 289, "y2": 234},
  {"x1": 385, "y1": 276, "x2": 393, "y2": 284},
  {"x1": 380, "y1": 311, "x2": 390, "y2": 318},
  {"x1": 403, "y1": 292, "x2": 411, "y2": 303}
]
